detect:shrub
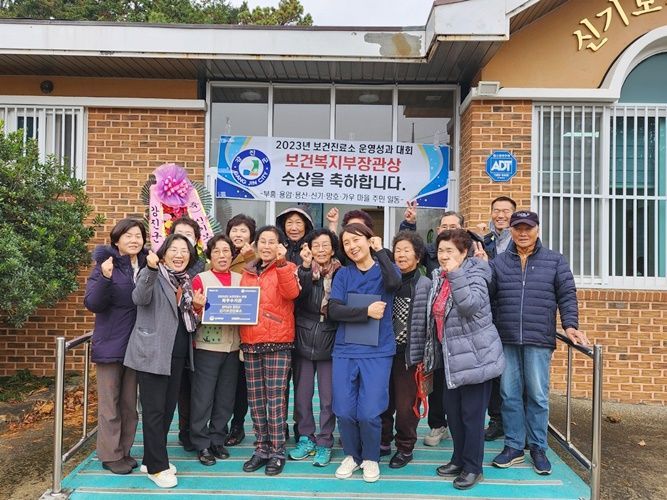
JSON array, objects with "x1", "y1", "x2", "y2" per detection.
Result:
[{"x1": 0, "y1": 126, "x2": 102, "y2": 327}]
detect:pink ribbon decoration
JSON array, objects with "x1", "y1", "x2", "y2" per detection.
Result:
[
  {"x1": 154, "y1": 163, "x2": 192, "y2": 207},
  {"x1": 148, "y1": 185, "x2": 166, "y2": 250},
  {"x1": 186, "y1": 189, "x2": 214, "y2": 245},
  {"x1": 148, "y1": 162, "x2": 215, "y2": 250}
]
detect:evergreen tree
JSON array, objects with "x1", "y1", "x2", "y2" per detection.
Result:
[{"x1": 0, "y1": 0, "x2": 313, "y2": 25}]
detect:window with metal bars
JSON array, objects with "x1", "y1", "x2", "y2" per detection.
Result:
[
  {"x1": 609, "y1": 106, "x2": 667, "y2": 285},
  {"x1": 534, "y1": 104, "x2": 667, "y2": 289},
  {"x1": 0, "y1": 105, "x2": 85, "y2": 180}
]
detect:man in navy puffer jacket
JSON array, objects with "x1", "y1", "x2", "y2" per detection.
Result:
[{"x1": 488, "y1": 211, "x2": 589, "y2": 476}]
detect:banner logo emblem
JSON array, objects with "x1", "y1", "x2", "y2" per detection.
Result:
[{"x1": 231, "y1": 149, "x2": 271, "y2": 187}]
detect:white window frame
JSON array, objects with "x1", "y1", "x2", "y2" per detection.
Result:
[
  {"x1": 532, "y1": 102, "x2": 667, "y2": 290},
  {"x1": 0, "y1": 103, "x2": 86, "y2": 180},
  {"x1": 205, "y1": 81, "x2": 460, "y2": 236}
]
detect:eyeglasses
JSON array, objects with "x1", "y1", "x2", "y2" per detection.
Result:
[
  {"x1": 166, "y1": 248, "x2": 190, "y2": 256},
  {"x1": 311, "y1": 243, "x2": 332, "y2": 250}
]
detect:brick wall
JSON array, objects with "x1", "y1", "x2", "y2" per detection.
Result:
[
  {"x1": 0, "y1": 107, "x2": 205, "y2": 376},
  {"x1": 551, "y1": 290, "x2": 667, "y2": 404},
  {"x1": 459, "y1": 99, "x2": 533, "y2": 225}
]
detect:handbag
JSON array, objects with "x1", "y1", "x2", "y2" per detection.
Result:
[{"x1": 412, "y1": 362, "x2": 434, "y2": 418}]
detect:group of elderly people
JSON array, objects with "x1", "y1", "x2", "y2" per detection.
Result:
[{"x1": 84, "y1": 197, "x2": 588, "y2": 490}]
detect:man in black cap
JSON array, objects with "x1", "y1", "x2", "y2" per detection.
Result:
[{"x1": 488, "y1": 210, "x2": 589, "y2": 476}]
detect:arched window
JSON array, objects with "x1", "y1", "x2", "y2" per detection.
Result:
[
  {"x1": 620, "y1": 53, "x2": 667, "y2": 104},
  {"x1": 534, "y1": 52, "x2": 667, "y2": 288}
]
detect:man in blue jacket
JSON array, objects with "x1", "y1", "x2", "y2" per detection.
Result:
[{"x1": 489, "y1": 211, "x2": 589, "y2": 475}]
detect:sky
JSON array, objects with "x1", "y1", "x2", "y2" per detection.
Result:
[{"x1": 229, "y1": 0, "x2": 435, "y2": 27}]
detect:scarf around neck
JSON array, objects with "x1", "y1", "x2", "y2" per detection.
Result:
[
  {"x1": 159, "y1": 263, "x2": 197, "y2": 333},
  {"x1": 311, "y1": 258, "x2": 342, "y2": 315}
]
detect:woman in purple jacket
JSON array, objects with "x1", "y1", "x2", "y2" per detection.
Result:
[{"x1": 84, "y1": 219, "x2": 147, "y2": 475}]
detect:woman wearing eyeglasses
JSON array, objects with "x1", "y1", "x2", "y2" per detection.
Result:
[
  {"x1": 124, "y1": 233, "x2": 205, "y2": 489},
  {"x1": 288, "y1": 228, "x2": 342, "y2": 467}
]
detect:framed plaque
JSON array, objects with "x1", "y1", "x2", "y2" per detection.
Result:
[{"x1": 201, "y1": 286, "x2": 260, "y2": 325}]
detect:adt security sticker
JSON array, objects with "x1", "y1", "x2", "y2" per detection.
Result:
[{"x1": 485, "y1": 151, "x2": 517, "y2": 182}]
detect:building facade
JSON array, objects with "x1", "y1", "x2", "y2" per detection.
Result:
[{"x1": 0, "y1": 0, "x2": 665, "y2": 404}]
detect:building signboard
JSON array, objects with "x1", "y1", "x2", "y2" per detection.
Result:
[{"x1": 216, "y1": 135, "x2": 449, "y2": 208}]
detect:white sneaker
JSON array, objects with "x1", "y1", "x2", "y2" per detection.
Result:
[
  {"x1": 360, "y1": 460, "x2": 380, "y2": 483},
  {"x1": 147, "y1": 470, "x2": 177, "y2": 488},
  {"x1": 140, "y1": 462, "x2": 177, "y2": 474},
  {"x1": 335, "y1": 455, "x2": 360, "y2": 479},
  {"x1": 424, "y1": 426, "x2": 448, "y2": 446}
]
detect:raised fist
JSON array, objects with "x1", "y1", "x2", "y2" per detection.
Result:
[
  {"x1": 241, "y1": 242, "x2": 255, "y2": 258},
  {"x1": 475, "y1": 222, "x2": 488, "y2": 234},
  {"x1": 369, "y1": 236, "x2": 383, "y2": 252},
  {"x1": 193, "y1": 290, "x2": 207, "y2": 310},
  {"x1": 326, "y1": 207, "x2": 339, "y2": 224},
  {"x1": 326, "y1": 207, "x2": 339, "y2": 231},
  {"x1": 101, "y1": 256, "x2": 114, "y2": 279},
  {"x1": 300, "y1": 243, "x2": 313, "y2": 268},
  {"x1": 276, "y1": 243, "x2": 287, "y2": 261},
  {"x1": 147, "y1": 250, "x2": 160, "y2": 269}
]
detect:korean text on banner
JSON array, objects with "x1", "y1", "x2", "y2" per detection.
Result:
[{"x1": 216, "y1": 136, "x2": 449, "y2": 208}]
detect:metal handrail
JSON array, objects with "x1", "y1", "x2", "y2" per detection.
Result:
[
  {"x1": 548, "y1": 332, "x2": 603, "y2": 500},
  {"x1": 41, "y1": 332, "x2": 97, "y2": 499}
]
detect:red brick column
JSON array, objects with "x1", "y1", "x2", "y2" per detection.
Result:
[{"x1": 458, "y1": 99, "x2": 532, "y2": 227}]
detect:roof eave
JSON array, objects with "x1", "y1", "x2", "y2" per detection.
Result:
[{"x1": 0, "y1": 0, "x2": 538, "y2": 63}]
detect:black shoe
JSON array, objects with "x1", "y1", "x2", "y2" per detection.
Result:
[
  {"x1": 243, "y1": 454, "x2": 269, "y2": 472},
  {"x1": 265, "y1": 456, "x2": 285, "y2": 476},
  {"x1": 484, "y1": 419, "x2": 504, "y2": 441},
  {"x1": 436, "y1": 462, "x2": 462, "y2": 477},
  {"x1": 211, "y1": 444, "x2": 230, "y2": 460},
  {"x1": 198, "y1": 448, "x2": 216, "y2": 466},
  {"x1": 453, "y1": 471, "x2": 483, "y2": 490},
  {"x1": 123, "y1": 456, "x2": 138, "y2": 469},
  {"x1": 102, "y1": 459, "x2": 132, "y2": 475},
  {"x1": 389, "y1": 451, "x2": 413, "y2": 469},
  {"x1": 379, "y1": 446, "x2": 392, "y2": 457},
  {"x1": 225, "y1": 426, "x2": 246, "y2": 447}
]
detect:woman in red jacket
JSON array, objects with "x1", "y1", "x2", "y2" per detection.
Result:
[{"x1": 239, "y1": 225, "x2": 300, "y2": 476}]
